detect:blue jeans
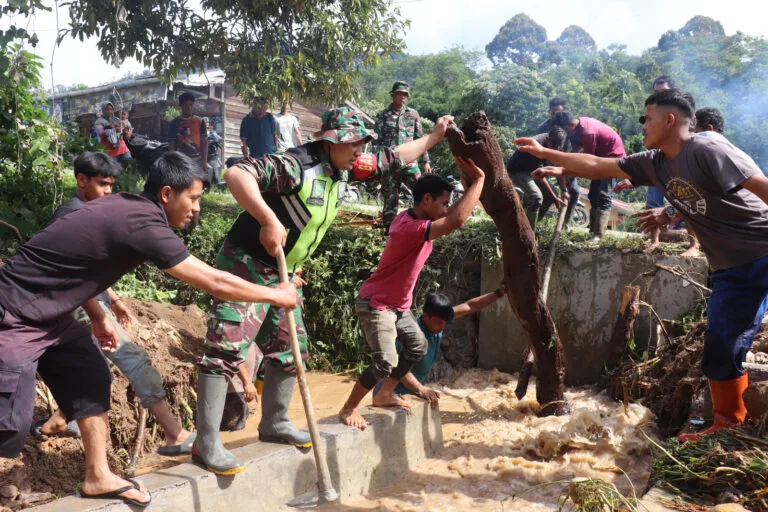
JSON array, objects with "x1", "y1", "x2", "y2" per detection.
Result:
[
  {"x1": 703, "y1": 254, "x2": 768, "y2": 380},
  {"x1": 645, "y1": 186, "x2": 665, "y2": 209}
]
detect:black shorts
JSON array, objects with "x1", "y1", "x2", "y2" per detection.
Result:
[{"x1": 0, "y1": 307, "x2": 112, "y2": 458}]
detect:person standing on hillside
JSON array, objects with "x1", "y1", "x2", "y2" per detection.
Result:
[
  {"x1": 552, "y1": 110, "x2": 626, "y2": 241},
  {"x1": 275, "y1": 102, "x2": 303, "y2": 151},
  {"x1": 375, "y1": 81, "x2": 432, "y2": 231},
  {"x1": 240, "y1": 97, "x2": 278, "y2": 159},
  {"x1": 167, "y1": 92, "x2": 208, "y2": 176}
]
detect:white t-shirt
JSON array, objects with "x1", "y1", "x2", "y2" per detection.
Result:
[{"x1": 275, "y1": 113, "x2": 300, "y2": 151}]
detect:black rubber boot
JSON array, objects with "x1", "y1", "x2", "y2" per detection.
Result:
[
  {"x1": 258, "y1": 362, "x2": 312, "y2": 448},
  {"x1": 563, "y1": 201, "x2": 576, "y2": 228},
  {"x1": 191, "y1": 373, "x2": 245, "y2": 475},
  {"x1": 592, "y1": 210, "x2": 611, "y2": 241}
]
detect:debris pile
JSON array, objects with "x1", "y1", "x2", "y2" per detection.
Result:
[{"x1": 649, "y1": 422, "x2": 768, "y2": 511}]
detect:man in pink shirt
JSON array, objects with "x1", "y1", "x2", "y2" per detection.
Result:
[
  {"x1": 339, "y1": 158, "x2": 485, "y2": 429},
  {"x1": 553, "y1": 111, "x2": 626, "y2": 240}
]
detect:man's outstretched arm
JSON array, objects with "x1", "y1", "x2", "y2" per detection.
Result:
[
  {"x1": 515, "y1": 137, "x2": 630, "y2": 181},
  {"x1": 166, "y1": 255, "x2": 297, "y2": 307}
]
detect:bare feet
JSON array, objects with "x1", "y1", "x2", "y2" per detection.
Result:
[
  {"x1": 643, "y1": 242, "x2": 660, "y2": 254},
  {"x1": 339, "y1": 407, "x2": 367, "y2": 430},
  {"x1": 680, "y1": 246, "x2": 701, "y2": 258},
  {"x1": 372, "y1": 392, "x2": 412, "y2": 410},
  {"x1": 41, "y1": 410, "x2": 68, "y2": 435},
  {"x1": 82, "y1": 473, "x2": 150, "y2": 505},
  {"x1": 164, "y1": 429, "x2": 192, "y2": 447}
]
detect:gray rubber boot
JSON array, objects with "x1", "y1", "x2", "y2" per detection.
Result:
[
  {"x1": 191, "y1": 373, "x2": 245, "y2": 475},
  {"x1": 258, "y1": 363, "x2": 312, "y2": 448},
  {"x1": 563, "y1": 201, "x2": 576, "y2": 228},
  {"x1": 592, "y1": 210, "x2": 611, "y2": 241}
]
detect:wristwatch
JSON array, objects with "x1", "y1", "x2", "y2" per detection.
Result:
[{"x1": 664, "y1": 205, "x2": 676, "y2": 218}]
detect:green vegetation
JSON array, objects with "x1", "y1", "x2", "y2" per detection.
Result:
[{"x1": 648, "y1": 424, "x2": 768, "y2": 509}]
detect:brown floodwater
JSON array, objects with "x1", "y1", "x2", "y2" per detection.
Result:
[{"x1": 319, "y1": 369, "x2": 657, "y2": 511}]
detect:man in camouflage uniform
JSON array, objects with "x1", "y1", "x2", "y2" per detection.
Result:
[
  {"x1": 375, "y1": 81, "x2": 432, "y2": 230},
  {"x1": 195, "y1": 106, "x2": 454, "y2": 475}
]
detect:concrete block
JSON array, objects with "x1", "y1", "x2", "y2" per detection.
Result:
[
  {"x1": 31, "y1": 401, "x2": 442, "y2": 512},
  {"x1": 479, "y1": 252, "x2": 708, "y2": 385}
]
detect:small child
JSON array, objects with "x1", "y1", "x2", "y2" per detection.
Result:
[
  {"x1": 338, "y1": 156, "x2": 486, "y2": 429},
  {"x1": 373, "y1": 287, "x2": 507, "y2": 408}
]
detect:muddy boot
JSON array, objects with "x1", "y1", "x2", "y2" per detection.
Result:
[
  {"x1": 191, "y1": 373, "x2": 245, "y2": 475},
  {"x1": 588, "y1": 208, "x2": 596, "y2": 234},
  {"x1": 258, "y1": 362, "x2": 312, "y2": 448},
  {"x1": 591, "y1": 210, "x2": 610, "y2": 242},
  {"x1": 525, "y1": 209, "x2": 538, "y2": 232},
  {"x1": 678, "y1": 374, "x2": 748, "y2": 443}
]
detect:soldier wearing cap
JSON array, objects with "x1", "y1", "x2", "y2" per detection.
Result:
[
  {"x1": 193, "y1": 106, "x2": 455, "y2": 475},
  {"x1": 375, "y1": 81, "x2": 432, "y2": 230}
]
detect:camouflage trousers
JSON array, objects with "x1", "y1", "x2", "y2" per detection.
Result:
[
  {"x1": 382, "y1": 163, "x2": 421, "y2": 229},
  {"x1": 199, "y1": 239, "x2": 308, "y2": 376}
]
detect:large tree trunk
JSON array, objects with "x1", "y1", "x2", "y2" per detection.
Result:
[{"x1": 446, "y1": 112, "x2": 568, "y2": 416}]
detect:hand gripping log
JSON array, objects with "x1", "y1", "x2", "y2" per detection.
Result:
[{"x1": 276, "y1": 247, "x2": 339, "y2": 506}]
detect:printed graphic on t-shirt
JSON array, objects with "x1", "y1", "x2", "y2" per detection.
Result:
[
  {"x1": 666, "y1": 177, "x2": 707, "y2": 216},
  {"x1": 308, "y1": 179, "x2": 326, "y2": 206}
]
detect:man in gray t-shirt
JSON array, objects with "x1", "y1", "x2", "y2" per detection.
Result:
[{"x1": 515, "y1": 88, "x2": 768, "y2": 444}]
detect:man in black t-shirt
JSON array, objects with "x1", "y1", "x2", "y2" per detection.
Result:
[
  {"x1": 0, "y1": 152, "x2": 298, "y2": 507},
  {"x1": 36, "y1": 152, "x2": 196, "y2": 456},
  {"x1": 506, "y1": 126, "x2": 568, "y2": 231}
]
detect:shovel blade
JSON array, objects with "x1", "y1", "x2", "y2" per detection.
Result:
[{"x1": 287, "y1": 488, "x2": 340, "y2": 509}]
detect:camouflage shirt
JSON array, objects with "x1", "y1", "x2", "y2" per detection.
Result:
[
  {"x1": 374, "y1": 105, "x2": 429, "y2": 164},
  {"x1": 226, "y1": 141, "x2": 402, "y2": 271}
]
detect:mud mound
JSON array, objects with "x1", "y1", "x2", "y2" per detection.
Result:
[{"x1": 0, "y1": 299, "x2": 208, "y2": 509}]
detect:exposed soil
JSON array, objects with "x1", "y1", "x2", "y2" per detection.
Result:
[{"x1": 0, "y1": 298, "x2": 206, "y2": 509}]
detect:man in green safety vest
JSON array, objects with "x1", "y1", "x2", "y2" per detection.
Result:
[{"x1": 193, "y1": 106, "x2": 454, "y2": 475}]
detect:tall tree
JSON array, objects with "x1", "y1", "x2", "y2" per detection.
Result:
[
  {"x1": 65, "y1": 0, "x2": 408, "y2": 105},
  {"x1": 485, "y1": 13, "x2": 548, "y2": 67}
]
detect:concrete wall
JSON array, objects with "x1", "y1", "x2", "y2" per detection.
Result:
[
  {"x1": 479, "y1": 251, "x2": 709, "y2": 385},
  {"x1": 32, "y1": 402, "x2": 442, "y2": 511}
]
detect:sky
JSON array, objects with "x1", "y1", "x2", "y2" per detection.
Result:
[{"x1": 6, "y1": 0, "x2": 768, "y2": 89}]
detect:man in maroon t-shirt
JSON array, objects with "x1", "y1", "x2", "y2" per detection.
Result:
[
  {"x1": 553, "y1": 111, "x2": 626, "y2": 240},
  {"x1": 0, "y1": 152, "x2": 297, "y2": 506},
  {"x1": 339, "y1": 158, "x2": 485, "y2": 430}
]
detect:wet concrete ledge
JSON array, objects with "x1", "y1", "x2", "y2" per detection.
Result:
[{"x1": 32, "y1": 401, "x2": 442, "y2": 511}]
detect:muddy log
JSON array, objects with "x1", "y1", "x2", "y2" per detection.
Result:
[
  {"x1": 604, "y1": 286, "x2": 641, "y2": 372},
  {"x1": 446, "y1": 112, "x2": 568, "y2": 416}
]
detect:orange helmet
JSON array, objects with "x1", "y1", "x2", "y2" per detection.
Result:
[{"x1": 351, "y1": 153, "x2": 377, "y2": 181}]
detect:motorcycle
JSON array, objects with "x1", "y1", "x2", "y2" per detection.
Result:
[
  {"x1": 125, "y1": 133, "x2": 168, "y2": 175},
  {"x1": 446, "y1": 175, "x2": 464, "y2": 205},
  {"x1": 125, "y1": 132, "x2": 224, "y2": 188}
]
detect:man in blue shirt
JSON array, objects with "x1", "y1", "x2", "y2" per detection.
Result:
[
  {"x1": 374, "y1": 285, "x2": 506, "y2": 407},
  {"x1": 240, "y1": 97, "x2": 278, "y2": 159}
]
